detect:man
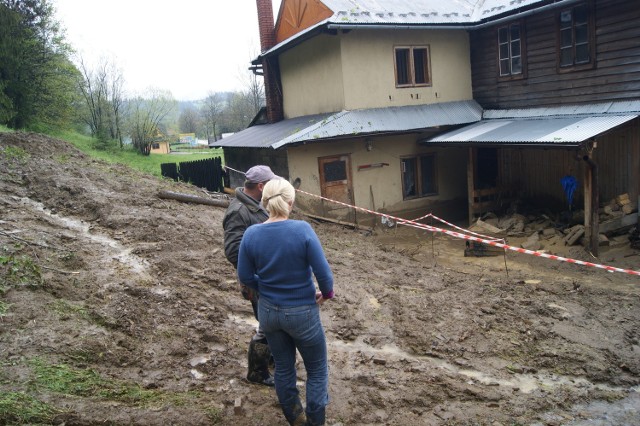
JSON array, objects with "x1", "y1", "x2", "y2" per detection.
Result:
[{"x1": 223, "y1": 165, "x2": 277, "y2": 386}]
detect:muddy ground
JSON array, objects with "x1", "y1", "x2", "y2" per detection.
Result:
[{"x1": 1, "y1": 132, "x2": 639, "y2": 425}]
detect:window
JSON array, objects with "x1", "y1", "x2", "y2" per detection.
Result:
[
  {"x1": 152, "y1": 143, "x2": 160, "y2": 149},
  {"x1": 401, "y1": 154, "x2": 437, "y2": 199},
  {"x1": 394, "y1": 46, "x2": 431, "y2": 87},
  {"x1": 558, "y1": 3, "x2": 594, "y2": 70},
  {"x1": 498, "y1": 23, "x2": 523, "y2": 77}
]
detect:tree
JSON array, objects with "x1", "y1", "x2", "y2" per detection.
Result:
[
  {"x1": 200, "y1": 91, "x2": 223, "y2": 141},
  {"x1": 178, "y1": 105, "x2": 199, "y2": 134},
  {"x1": 127, "y1": 88, "x2": 176, "y2": 156},
  {"x1": 0, "y1": 0, "x2": 78, "y2": 129},
  {"x1": 220, "y1": 69, "x2": 265, "y2": 132},
  {"x1": 244, "y1": 70, "x2": 264, "y2": 116},
  {"x1": 77, "y1": 56, "x2": 126, "y2": 149}
]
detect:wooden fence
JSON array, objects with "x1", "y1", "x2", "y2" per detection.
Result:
[{"x1": 161, "y1": 157, "x2": 227, "y2": 192}]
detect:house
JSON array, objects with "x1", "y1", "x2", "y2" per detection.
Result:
[
  {"x1": 213, "y1": 0, "x2": 640, "y2": 251},
  {"x1": 149, "y1": 140, "x2": 171, "y2": 155},
  {"x1": 424, "y1": 0, "x2": 640, "y2": 253}
]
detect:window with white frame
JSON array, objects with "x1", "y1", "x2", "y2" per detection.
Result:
[
  {"x1": 498, "y1": 23, "x2": 523, "y2": 77},
  {"x1": 401, "y1": 154, "x2": 437, "y2": 199},
  {"x1": 558, "y1": 2, "x2": 594, "y2": 70},
  {"x1": 394, "y1": 46, "x2": 431, "y2": 87}
]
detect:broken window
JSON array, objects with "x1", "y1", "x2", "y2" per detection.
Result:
[
  {"x1": 395, "y1": 46, "x2": 431, "y2": 87},
  {"x1": 401, "y1": 154, "x2": 437, "y2": 200}
]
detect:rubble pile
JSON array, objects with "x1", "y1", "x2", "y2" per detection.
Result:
[{"x1": 469, "y1": 193, "x2": 639, "y2": 254}]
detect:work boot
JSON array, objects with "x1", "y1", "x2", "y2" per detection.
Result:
[
  {"x1": 246, "y1": 338, "x2": 274, "y2": 386},
  {"x1": 282, "y1": 398, "x2": 305, "y2": 426},
  {"x1": 305, "y1": 407, "x2": 325, "y2": 426}
]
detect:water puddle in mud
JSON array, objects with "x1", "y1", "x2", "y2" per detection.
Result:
[
  {"x1": 563, "y1": 387, "x2": 640, "y2": 425},
  {"x1": 20, "y1": 197, "x2": 152, "y2": 280},
  {"x1": 330, "y1": 339, "x2": 631, "y2": 395},
  {"x1": 227, "y1": 313, "x2": 259, "y2": 329}
]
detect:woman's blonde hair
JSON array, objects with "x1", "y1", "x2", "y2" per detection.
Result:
[{"x1": 262, "y1": 178, "x2": 295, "y2": 218}]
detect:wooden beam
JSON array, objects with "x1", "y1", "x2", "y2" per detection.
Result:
[
  {"x1": 304, "y1": 213, "x2": 373, "y2": 233},
  {"x1": 157, "y1": 190, "x2": 229, "y2": 208},
  {"x1": 467, "y1": 147, "x2": 475, "y2": 226},
  {"x1": 583, "y1": 154, "x2": 599, "y2": 256}
]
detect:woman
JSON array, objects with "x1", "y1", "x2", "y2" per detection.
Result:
[{"x1": 237, "y1": 178, "x2": 334, "y2": 426}]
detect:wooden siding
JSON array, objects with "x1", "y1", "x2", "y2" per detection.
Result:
[
  {"x1": 496, "y1": 119, "x2": 640, "y2": 209},
  {"x1": 470, "y1": 0, "x2": 640, "y2": 108},
  {"x1": 592, "y1": 119, "x2": 640, "y2": 203},
  {"x1": 498, "y1": 146, "x2": 584, "y2": 210}
]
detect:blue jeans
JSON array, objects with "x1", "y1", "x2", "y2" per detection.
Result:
[{"x1": 258, "y1": 298, "x2": 329, "y2": 424}]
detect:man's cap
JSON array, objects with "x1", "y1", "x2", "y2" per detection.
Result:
[{"x1": 245, "y1": 165, "x2": 280, "y2": 183}]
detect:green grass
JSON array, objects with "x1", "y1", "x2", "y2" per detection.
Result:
[
  {"x1": 0, "y1": 124, "x2": 13, "y2": 133},
  {"x1": 29, "y1": 358, "x2": 161, "y2": 404},
  {"x1": 28, "y1": 357, "x2": 197, "y2": 407},
  {"x1": 0, "y1": 391, "x2": 60, "y2": 424},
  {"x1": 52, "y1": 130, "x2": 224, "y2": 178},
  {"x1": 0, "y1": 246, "x2": 43, "y2": 288}
]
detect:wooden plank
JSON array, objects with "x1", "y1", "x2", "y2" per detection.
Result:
[
  {"x1": 467, "y1": 147, "x2": 475, "y2": 225},
  {"x1": 304, "y1": 213, "x2": 373, "y2": 233},
  {"x1": 157, "y1": 190, "x2": 229, "y2": 208}
]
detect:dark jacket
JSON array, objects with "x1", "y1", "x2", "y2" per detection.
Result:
[{"x1": 223, "y1": 187, "x2": 268, "y2": 268}]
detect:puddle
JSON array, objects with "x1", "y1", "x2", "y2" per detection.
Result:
[
  {"x1": 329, "y1": 340, "x2": 631, "y2": 395},
  {"x1": 20, "y1": 197, "x2": 152, "y2": 280},
  {"x1": 227, "y1": 313, "x2": 259, "y2": 329},
  {"x1": 189, "y1": 354, "x2": 211, "y2": 367},
  {"x1": 564, "y1": 387, "x2": 640, "y2": 425}
]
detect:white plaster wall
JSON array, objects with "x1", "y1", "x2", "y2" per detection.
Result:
[
  {"x1": 287, "y1": 136, "x2": 468, "y2": 219},
  {"x1": 278, "y1": 29, "x2": 473, "y2": 117},
  {"x1": 340, "y1": 29, "x2": 473, "y2": 110},
  {"x1": 279, "y1": 35, "x2": 345, "y2": 118}
]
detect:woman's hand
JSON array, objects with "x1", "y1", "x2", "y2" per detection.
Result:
[{"x1": 315, "y1": 291, "x2": 325, "y2": 305}]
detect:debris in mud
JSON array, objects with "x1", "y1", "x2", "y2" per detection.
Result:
[{"x1": 1, "y1": 132, "x2": 640, "y2": 425}]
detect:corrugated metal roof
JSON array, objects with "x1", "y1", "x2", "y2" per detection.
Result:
[
  {"x1": 210, "y1": 113, "x2": 332, "y2": 149},
  {"x1": 483, "y1": 100, "x2": 640, "y2": 119},
  {"x1": 272, "y1": 100, "x2": 482, "y2": 148},
  {"x1": 425, "y1": 115, "x2": 639, "y2": 146},
  {"x1": 317, "y1": 0, "x2": 548, "y2": 25},
  {"x1": 213, "y1": 100, "x2": 482, "y2": 149},
  {"x1": 261, "y1": 0, "x2": 568, "y2": 59}
]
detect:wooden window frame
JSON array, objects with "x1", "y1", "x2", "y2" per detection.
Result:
[
  {"x1": 497, "y1": 21, "x2": 527, "y2": 80},
  {"x1": 400, "y1": 153, "x2": 438, "y2": 200},
  {"x1": 394, "y1": 45, "x2": 432, "y2": 88},
  {"x1": 556, "y1": 1, "x2": 596, "y2": 73}
]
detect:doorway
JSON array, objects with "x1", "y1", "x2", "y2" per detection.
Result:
[{"x1": 318, "y1": 154, "x2": 354, "y2": 220}]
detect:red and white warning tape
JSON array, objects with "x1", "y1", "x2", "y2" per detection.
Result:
[
  {"x1": 295, "y1": 188, "x2": 640, "y2": 277},
  {"x1": 223, "y1": 166, "x2": 640, "y2": 276}
]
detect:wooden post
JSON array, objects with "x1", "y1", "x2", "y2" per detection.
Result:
[
  {"x1": 467, "y1": 147, "x2": 475, "y2": 226},
  {"x1": 583, "y1": 154, "x2": 599, "y2": 256}
]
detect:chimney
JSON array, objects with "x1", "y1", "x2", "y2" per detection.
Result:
[{"x1": 256, "y1": 0, "x2": 284, "y2": 123}]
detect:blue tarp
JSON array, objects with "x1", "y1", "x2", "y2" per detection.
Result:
[{"x1": 561, "y1": 175, "x2": 578, "y2": 210}]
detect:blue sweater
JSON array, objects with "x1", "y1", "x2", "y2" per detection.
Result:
[{"x1": 237, "y1": 220, "x2": 334, "y2": 306}]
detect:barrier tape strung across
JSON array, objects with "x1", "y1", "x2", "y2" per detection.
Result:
[
  {"x1": 295, "y1": 188, "x2": 640, "y2": 277},
  {"x1": 222, "y1": 166, "x2": 639, "y2": 276},
  {"x1": 421, "y1": 213, "x2": 504, "y2": 242}
]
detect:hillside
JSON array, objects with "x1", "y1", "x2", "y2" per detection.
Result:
[{"x1": 1, "y1": 131, "x2": 639, "y2": 425}]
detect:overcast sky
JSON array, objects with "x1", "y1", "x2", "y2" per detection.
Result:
[{"x1": 54, "y1": 0, "x2": 282, "y2": 101}]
